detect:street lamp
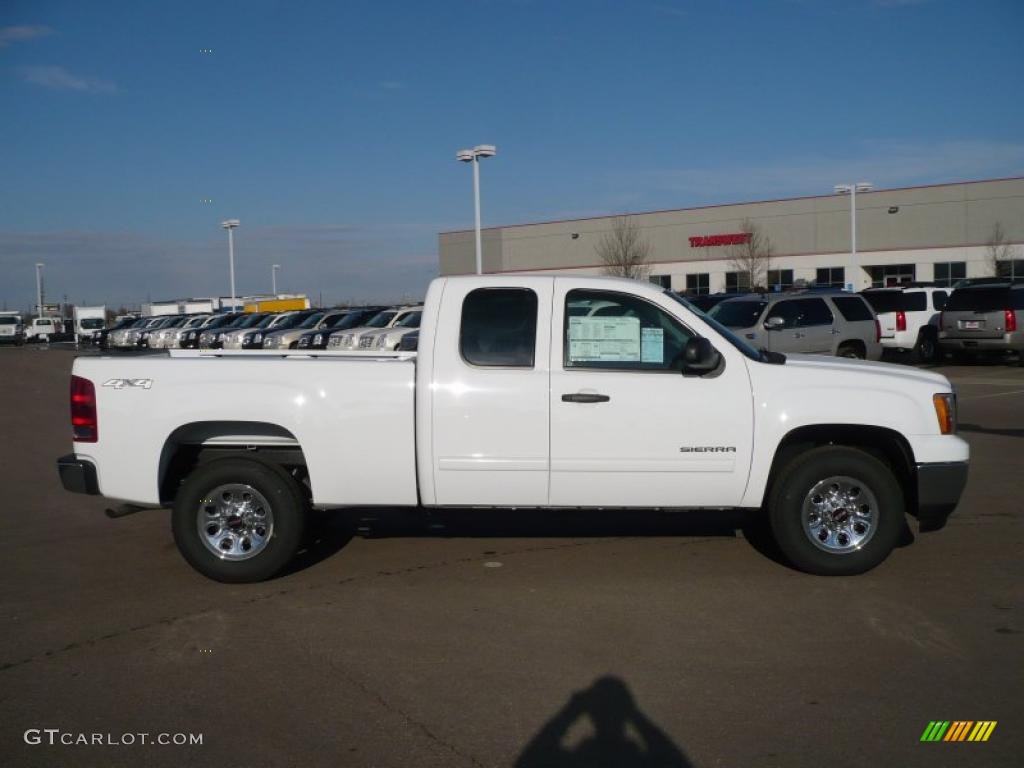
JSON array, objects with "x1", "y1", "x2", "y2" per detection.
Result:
[
  {"x1": 221, "y1": 219, "x2": 240, "y2": 309},
  {"x1": 456, "y1": 144, "x2": 497, "y2": 275},
  {"x1": 272, "y1": 264, "x2": 280, "y2": 296},
  {"x1": 35, "y1": 262, "x2": 44, "y2": 317},
  {"x1": 833, "y1": 182, "x2": 873, "y2": 290}
]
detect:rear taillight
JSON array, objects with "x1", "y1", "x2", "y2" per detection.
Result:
[
  {"x1": 895, "y1": 310, "x2": 907, "y2": 332},
  {"x1": 1006, "y1": 309, "x2": 1017, "y2": 333},
  {"x1": 874, "y1": 318, "x2": 881, "y2": 343},
  {"x1": 70, "y1": 375, "x2": 97, "y2": 442}
]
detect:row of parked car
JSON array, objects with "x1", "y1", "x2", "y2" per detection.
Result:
[
  {"x1": 91, "y1": 277, "x2": 1022, "y2": 365},
  {"x1": 99, "y1": 305, "x2": 423, "y2": 352},
  {"x1": 687, "y1": 277, "x2": 1024, "y2": 364}
]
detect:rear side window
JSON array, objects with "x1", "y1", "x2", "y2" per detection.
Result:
[
  {"x1": 945, "y1": 287, "x2": 1011, "y2": 312},
  {"x1": 460, "y1": 288, "x2": 538, "y2": 367},
  {"x1": 1014, "y1": 289, "x2": 1024, "y2": 310},
  {"x1": 903, "y1": 292, "x2": 927, "y2": 311},
  {"x1": 767, "y1": 298, "x2": 833, "y2": 328},
  {"x1": 831, "y1": 296, "x2": 874, "y2": 322},
  {"x1": 861, "y1": 292, "x2": 903, "y2": 313},
  {"x1": 932, "y1": 291, "x2": 948, "y2": 310}
]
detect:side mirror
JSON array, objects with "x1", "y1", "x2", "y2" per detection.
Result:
[
  {"x1": 681, "y1": 337, "x2": 720, "y2": 375},
  {"x1": 764, "y1": 315, "x2": 785, "y2": 331}
]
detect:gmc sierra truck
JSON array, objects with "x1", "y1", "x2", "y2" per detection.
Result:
[{"x1": 57, "y1": 275, "x2": 969, "y2": 582}]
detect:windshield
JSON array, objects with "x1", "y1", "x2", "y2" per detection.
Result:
[
  {"x1": 257, "y1": 313, "x2": 283, "y2": 329},
  {"x1": 79, "y1": 318, "x2": 105, "y2": 329},
  {"x1": 666, "y1": 291, "x2": 762, "y2": 362},
  {"x1": 233, "y1": 313, "x2": 267, "y2": 329},
  {"x1": 297, "y1": 312, "x2": 324, "y2": 329},
  {"x1": 366, "y1": 311, "x2": 397, "y2": 328},
  {"x1": 945, "y1": 287, "x2": 1010, "y2": 312},
  {"x1": 395, "y1": 311, "x2": 422, "y2": 328},
  {"x1": 709, "y1": 300, "x2": 767, "y2": 329}
]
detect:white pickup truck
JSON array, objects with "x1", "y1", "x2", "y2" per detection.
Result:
[{"x1": 58, "y1": 275, "x2": 969, "y2": 582}]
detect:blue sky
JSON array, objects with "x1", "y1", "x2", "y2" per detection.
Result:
[{"x1": 2, "y1": 0, "x2": 1023, "y2": 309}]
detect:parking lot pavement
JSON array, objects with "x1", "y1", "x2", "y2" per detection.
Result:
[{"x1": 1, "y1": 348, "x2": 1021, "y2": 768}]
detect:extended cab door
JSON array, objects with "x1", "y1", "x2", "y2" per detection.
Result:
[
  {"x1": 427, "y1": 277, "x2": 553, "y2": 506},
  {"x1": 548, "y1": 284, "x2": 754, "y2": 508}
]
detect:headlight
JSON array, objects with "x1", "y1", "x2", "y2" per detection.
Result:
[
  {"x1": 187, "y1": 331, "x2": 196, "y2": 339},
  {"x1": 253, "y1": 333, "x2": 262, "y2": 343},
  {"x1": 933, "y1": 393, "x2": 956, "y2": 434},
  {"x1": 242, "y1": 333, "x2": 253, "y2": 343},
  {"x1": 311, "y1": 334, "x2": 322, "y2": 346}
]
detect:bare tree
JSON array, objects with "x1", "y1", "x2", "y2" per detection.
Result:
[
  {"x1": 727, "y1": 219, "x2": 773, "y2": 290},
  {"x1": 986, "y1": 221, "x2": 1016, "y2": 277},
  {"x1": 597, "y1": 216, "x2": 652, "y2": 280}
]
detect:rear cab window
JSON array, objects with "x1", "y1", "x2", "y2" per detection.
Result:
[
  {"x1": 564, "y1": 289, "x2": 694, "y2": 372},
  {"x1": 460, "y1": 288, "x2": 538, "y2": 367}
]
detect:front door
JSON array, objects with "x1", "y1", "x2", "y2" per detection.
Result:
[
  {"x1": 549, "y1": 286, "x2": 754, "y2": 508},
  {"x1": 763, "y1": 298, "x2": 835, "y2": 354}
]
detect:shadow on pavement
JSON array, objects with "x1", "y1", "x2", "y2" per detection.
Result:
[{"x1": 516, "y1": 676, "x2": 693, "y2": 768}]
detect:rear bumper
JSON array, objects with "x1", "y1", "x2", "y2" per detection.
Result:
[
  {"x1": 939, "y1": 335, "x2": 1021, "y2": 351},
  {"x1": 914, "y1": 461, "x2": 968, "y2": 532},
  {"x1": 57, "y1": 454, "x2": 100, "y2": 495}
]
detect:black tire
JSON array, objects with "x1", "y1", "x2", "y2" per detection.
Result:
[
  {"x1": 172, "y1": 458, "x2": 306, "y2": 583},
  {"x1": 912, "y1": 329, "x2": 939, "y2": 363},
  {"x1": 837, "y1": 342, "x2": 865, "y2": 359},
  {"x1": 768, "y1": 446, "x2": 904, "y2": 576}
]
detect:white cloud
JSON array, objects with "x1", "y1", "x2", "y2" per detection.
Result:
[
  {"x1": 379, "y1": 80, "x2": 404, "y2": 90},
  {"x1": 0, "y1": 25, "x2": 53, "y2": 48},
  {"x1": 20, "y1": 65, "x2": 116, "y2": 93}
]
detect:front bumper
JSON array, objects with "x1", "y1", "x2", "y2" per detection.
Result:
[
  {"x1": 57, "y1": 454, "x2": 99, "y2": 495},
  {"x1": 914, "y1": 461, "x2": 968, "y2": 532}
]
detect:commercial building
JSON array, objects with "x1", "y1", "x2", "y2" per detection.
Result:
[{"x1": 438, "y1": 176, "x2": 1024, "y2": 293}]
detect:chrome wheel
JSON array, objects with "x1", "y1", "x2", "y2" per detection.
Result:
[
  {"x1": 196, "y1": 484, "x2": 274, "y2": 561},
  {"x1": 802, "y1": 476, "x2": 877, "y2": 554}
]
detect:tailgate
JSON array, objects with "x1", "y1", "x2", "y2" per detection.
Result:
[{"x1": 943, "y1": 310, "x2": 1005, "y2": 339}]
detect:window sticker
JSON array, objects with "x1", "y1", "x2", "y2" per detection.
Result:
[
  {"x1": 568, "y1": 316, "x2": 640, "y2": 362},
  {"x1": 640, "y1": 327, "x2": 664, "y2": 363}
]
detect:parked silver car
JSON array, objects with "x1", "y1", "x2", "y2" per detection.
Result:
[
  {"x1": 709, "y1": 290, "x2": 882, "y2": 359},
  {"x1": 939, "y1": 282, "x2": 1024, "y2": 362}
]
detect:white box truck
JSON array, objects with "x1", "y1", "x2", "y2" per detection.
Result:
[{"x1": 73, "y1": 305, "x2": 107, "y2": 345}]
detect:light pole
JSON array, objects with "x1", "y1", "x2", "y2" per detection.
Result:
[
  {"x1": 272, "y1": 264, "x2": 280, "y2": 295},
  {"x1": 35, "y1": 262, "x2": 44, "y2": 317},
  {"x1": 221, "y1": 219, "x2": 240, "y2": 309},
  {"x1": 456, "y1": 144, "x2": 497, "y2": 274},
  {"x1": 833, "y1": 182, "x2": 873, "y2": 290}
]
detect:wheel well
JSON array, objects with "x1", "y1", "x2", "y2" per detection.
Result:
[
  {"x1": 838, "y1": 339, "x2": 866, "y2": 355},
  {"x1": 765, "y1": 424, "x2": 915, "y2": 510},
  {"x1": 159, "y1": 421, "x2": 308, "y2": 504}
]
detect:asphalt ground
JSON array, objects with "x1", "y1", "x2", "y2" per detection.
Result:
[{"x1": 1, "y1": 345, "x2": 1021, "y2": 768}]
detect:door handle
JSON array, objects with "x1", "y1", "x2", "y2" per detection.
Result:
[
  {"x1": 830, "y1": 328, "x2": 841, "y2": 335},
  {"x1": 562, "y1": 393, "x2": 610, "y2": 404}
]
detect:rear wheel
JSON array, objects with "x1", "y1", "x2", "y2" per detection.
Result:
[
  {"x1": 768, "y1": 446, "x2": 904, "y2": 575},
  {"x1": 912, "y1": 328, "x2": 939, "y2": 363},
  {"x1": 172, "y1": 458, "x2": 306, "y2": 582},
  {"x1": 837, "y1": 342, "x2": 865, "y2": 359}
]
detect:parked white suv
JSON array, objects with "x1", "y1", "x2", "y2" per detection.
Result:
[{"x1": 861, "y1": 286, "x2": 949, "y2": 362}]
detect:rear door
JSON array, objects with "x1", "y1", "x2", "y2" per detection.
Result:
[
  {"x1": 429, "y1": 277, "x2": 553, "y2": 506},
  {"x1": 548, "y1": 284, "x2": 753, "y2": 508},
  {"x1": 943, "y1": 287, "x2": 1011, "y2": 339}
]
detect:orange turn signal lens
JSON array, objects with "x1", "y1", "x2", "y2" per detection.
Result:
[{"x1": 933, "y1": 393, "x2": 955, "y2": 435}]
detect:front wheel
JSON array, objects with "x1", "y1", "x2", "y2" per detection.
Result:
[
  {"x1": 913, "y1": 329, "x2": 940, "y2": 363},
  {"x1": 172, "y1": 458, "x2": 306, "y2": 582},
  {"x1": 768, "y1": 446, "x2": 904, "y2": 575}
]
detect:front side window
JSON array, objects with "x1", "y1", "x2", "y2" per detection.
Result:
[
  {"x1": 461, "y1": 288, "x2": 538, "y2": 367},
  {"x1": 564, "y1": 290, "x2": 694, "y2": 372}
]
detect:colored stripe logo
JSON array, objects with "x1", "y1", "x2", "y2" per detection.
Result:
[{"x1": 921, "y1": 721, "x2": 997, "y2": 742}]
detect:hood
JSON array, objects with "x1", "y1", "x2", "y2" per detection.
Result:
[{"x1": 780, "y1": 353, "x2": 951, "y2": 390}]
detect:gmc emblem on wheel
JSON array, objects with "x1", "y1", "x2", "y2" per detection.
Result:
[
  {"x1": 679, "y1": 446, "x2": 736, "y2": 453},
  {"x1": 102, "y1": 378, "x2": 153, "y2": 390}
]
